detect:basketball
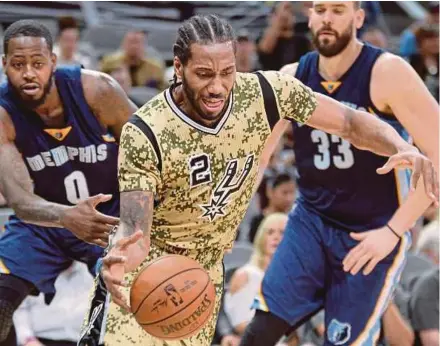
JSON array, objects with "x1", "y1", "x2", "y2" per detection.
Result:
[{"x1": 130, "y1": 254, "x2": 216, "y2": 340}]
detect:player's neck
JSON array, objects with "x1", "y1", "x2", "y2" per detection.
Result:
[
  {"x1": 318, "y1": 39, "x2": 363, "y2": 81},
  {"x1": 33, "y1": 85, "x2": 65, "y2": 126}
]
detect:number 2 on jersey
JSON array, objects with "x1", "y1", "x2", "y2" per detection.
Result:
[
  {"x1": 64, "y1": 171, "x2": 90, "y2": 204},
  {"x1": 311, "y1": 130, "x2": 354, "y2": 170}
]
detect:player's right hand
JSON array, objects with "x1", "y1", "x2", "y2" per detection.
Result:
[
  {"x1": 60, "y1": 194, "x2": 119, "y2": 247},
  {"x1": 101, "y1": 231, "x2": 145, "y2": 311}
]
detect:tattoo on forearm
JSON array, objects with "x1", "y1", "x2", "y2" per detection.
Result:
[
  {"x1": 0, "y1": 144, "x2": 64, "y2": 227},
  {"x1": 12, "y1": 201, "x2": 63, "y2": 226},
  {"x1": 120, "y1": 191, "x2": 153, "y2": 238}
]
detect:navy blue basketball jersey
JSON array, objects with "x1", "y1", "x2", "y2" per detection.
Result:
[
  {"x1": 294, "y1": 44, "x2": 409, "y2": 231},
  {"x1": 0, "y1": 66, "x2": 119, "y2": 216}
]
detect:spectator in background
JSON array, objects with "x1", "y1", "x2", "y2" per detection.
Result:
[
  {"x1": 53, "y1": 16, "x2": 92, "y2": 69},
  {"x1": 224, "y1": 213, "x2": 287, "y2": 344},
  {"x1": 358, "y1": 1, "x2": 384, "y2": 36},
  {"x1": 101, "y1": 60, "x2": 132, "y2": 94},
  {"x1": 409, "y1": 24, "x2": 439, "y2": 101},
  {"x1": 248, "y1": 174, "x2": 295, "y2": 243},
  {"x1": 416, "y1": 218, "x2": 439, "y2": 266},
  {"x1": 235, "y1": 30, "x2": 258, "y2": 73},
  {"x1": 361, "y1": 26, "x2": 388, "y2": 49},
  {"x1": 13, "y1": 262, "x2": 94, "y2": 346},
  {"x1": 398, "y1": 217, "x2": 438, "y2": 297},
  {"x1": 257, "y1": 1, "x2": 311, "y2": 70},
  {"x1": 400, "y1": 1, "x2": 439, "y2": 58},
  {"x1": 409, "y1": 268, "x2": 439, "y2": 346},
  {"x1": 100, "y1": 30, "x2": 166, "y2": 90}
]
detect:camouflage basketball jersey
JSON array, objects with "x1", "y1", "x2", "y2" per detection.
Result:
[
  {"x1": 119, "y1": 71, "x2": 316, "y2": 253},
  {"x1": 80, "y1": 71, "x2": 317, "y2": 346}
]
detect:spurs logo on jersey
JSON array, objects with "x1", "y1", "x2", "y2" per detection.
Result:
[{"x1": 191, "y1": 154, "x2": 255, "y2": 221}]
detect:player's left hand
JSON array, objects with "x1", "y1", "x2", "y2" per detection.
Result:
[
  {"x1": 377, "y1": 149, "x2": 439, "y2": 206},
  {"x1": 342, "y1": 227, "x2": 399, "y2": 276}
]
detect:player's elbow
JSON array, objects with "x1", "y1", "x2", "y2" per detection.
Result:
[
  {"x1": 311, "y1": 94, "x2": 356, "y2": 144},
  {"x1": 10, "y1": 201, "x2": 26, "y2": 219},
  {"x1": 337, "y1": 106, "x2": 357, "y2": 145}
]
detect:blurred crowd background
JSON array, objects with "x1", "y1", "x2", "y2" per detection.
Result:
[{"x1": 0, "y1": 1, "x2": 438, "y2": 346}]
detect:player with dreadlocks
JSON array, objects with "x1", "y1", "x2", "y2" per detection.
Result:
[{"x1": 79, "y1": 14, "x2": 437, "y2": 346}]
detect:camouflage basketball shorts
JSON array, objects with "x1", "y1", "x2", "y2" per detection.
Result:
[{"x1": 78, "y1": 242, "x2": 225, "y2": 346}]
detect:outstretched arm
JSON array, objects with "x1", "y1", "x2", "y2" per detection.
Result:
[
  {"x1": 259, "y1": 70, "x2": 436, "y2": 202},
  {"x1": 308, "y1": 94, "x2": 414, "y2": 158},
  {"x1": 0, "y1": 108, "x2": 117, "y2": 246},
  {"x1": 307, "y1": 93, "x2": 437, "y2": 200},
  {"x1": 0, "y1": 107, "x2": 62, "y2": 225}
]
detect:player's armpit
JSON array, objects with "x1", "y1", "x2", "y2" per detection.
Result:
[{"x1": 82, "y1": 70, "x2": 138, "y2": 142}]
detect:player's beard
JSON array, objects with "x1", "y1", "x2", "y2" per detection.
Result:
[
  {"x1": 312, "y1": 21, "x2": 353, "y2": 57},
  {"x1": 8, "y1": 71, "x2": 54, "y2": 110},
  {"x1": 181, "y1": 71, "x2": 229, "y2": 122}
]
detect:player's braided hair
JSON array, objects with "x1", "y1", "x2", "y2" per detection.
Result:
[
  {"x1": 3, "y1": 20, "x2": 53, "y2": 55},
  {"x1": 171, "y1": 14, "x2": 236, "y2": 87}
]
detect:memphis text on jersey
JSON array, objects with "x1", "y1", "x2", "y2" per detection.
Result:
[{"x1": 25, "y1": 144, "x2": 108, "y2": 172}]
